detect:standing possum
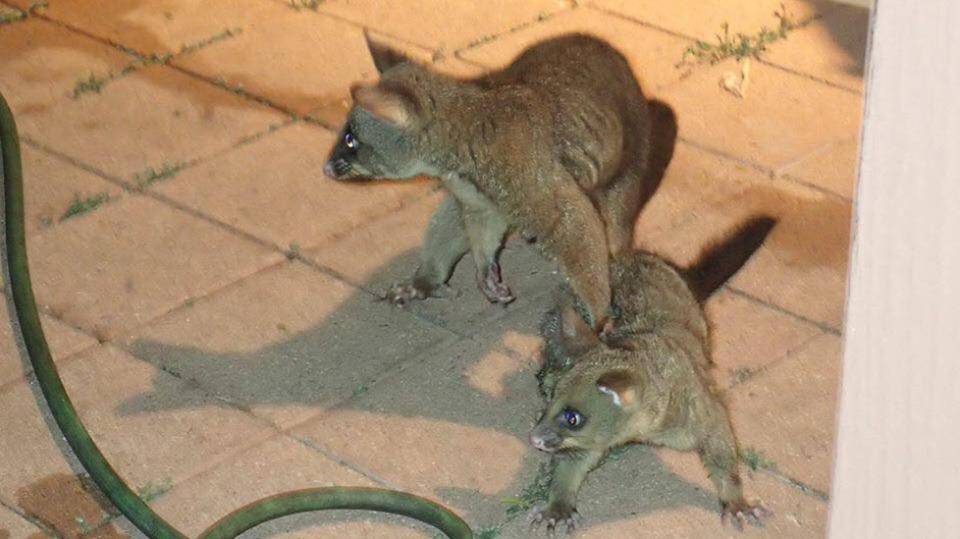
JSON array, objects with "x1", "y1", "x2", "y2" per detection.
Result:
[
  {"x1": 530, "y1": 217, "x2": 777, "y2": 533},
  {"x1": 324, "y1": 33, "x2": 656, "y2": 331}
]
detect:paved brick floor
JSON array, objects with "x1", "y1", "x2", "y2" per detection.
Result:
[{"x1": 1, "y1": 1, "x2": 867, "y2": 537}]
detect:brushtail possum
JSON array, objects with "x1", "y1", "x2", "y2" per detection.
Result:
[
  {"x1": 530, "y1": 217, "x2": 777, "y2": 533},
  {"x1": 324, "y1": 33, "x2": 655, "y2": 331}
]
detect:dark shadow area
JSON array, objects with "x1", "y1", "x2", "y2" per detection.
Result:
[
  {"x1": 808, "y1": 1, "x2": 871, "y2": 77},
  {"x1": 108, "y1": 99, "x2": 711, "y2": 533}
]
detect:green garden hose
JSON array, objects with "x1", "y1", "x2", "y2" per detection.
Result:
[{"x1": 1, "y1": 90, "x2": 473, "y2": 539}]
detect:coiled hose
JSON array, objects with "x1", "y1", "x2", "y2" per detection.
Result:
[{"x1": 1, "y1": 90, "x2": 473, "y2": 539}]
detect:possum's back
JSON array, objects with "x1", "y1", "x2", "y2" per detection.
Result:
[
  {"x1": 606, "y1": 252, "x2": 710, "y2": 357},
  {"x1": 497, "y1": 34, "x2": 650, "y2": 189}
]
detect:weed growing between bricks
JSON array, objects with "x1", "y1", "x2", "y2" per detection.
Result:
[
  {"x1": 288, "y1": 0, "x2": 325, "y2": 11},
  {"x1": 132, "y1": 162, "x2": 185, "y2": 189},
  {"x1": 0, "y1": 1, "x2": 46, "y2": 25},
  {"x1": 677, "y1": 3, "x2": 802, "y2": 68},
  {"x1": 60, "y1": 193, "x2": 112, "y2": 221},
  {"x1": 71, "y1": 28, "x2": 243, "y2": 98}
]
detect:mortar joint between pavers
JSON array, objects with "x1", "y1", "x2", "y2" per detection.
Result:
[
  {"x1": 453, "y1": 7, "x2": 573, "y2": 57},
  {"x1": 0, "y1": 493, "x2": 61, "y2": 537},
  {"x1": 725, "y1": 286, "x2": 842, "y2": 335},
  {"x1": 286, "y1": 433, "x2": 398, "y2": 489},
  {"x1": 756, "y1": 58, "x2": 865, "y2": 96}
]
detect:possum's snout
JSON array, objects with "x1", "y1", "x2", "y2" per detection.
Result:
[{"x1": 529, "y1": 429, "x2": 562, "y2": 452}]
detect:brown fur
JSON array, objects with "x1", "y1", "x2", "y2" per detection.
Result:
[
  {"x1": 529, "y1": 218, "x2": 776, "y2": 533},
  {"x1": 325, "y1": 34, "x2": 655, "y2": 330}
]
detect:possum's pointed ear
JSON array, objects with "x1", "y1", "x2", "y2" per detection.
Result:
[
  {"x1": 596, "y1": 369, "x2": 639, "y2": 408},
  {"x1": 351, "y1": 83, "x2": 416, "y2": 127},
  {"x1": 364, "y1": 31, "x2": 412, "y2": 73},
  {"x1": 559, "y1": 304, "x2": 600, "y2": 355}
]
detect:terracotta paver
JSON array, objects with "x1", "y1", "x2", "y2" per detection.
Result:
[
  {"x1": 0, "y1": 292, "x2": 97, "y2": 388},
  {"x1": 0, "y1": 504, "x2": 47, "y2": 538},
  {"x1": 152, "y1": 122, "x2": 432, "y2": 251},
  {"x1": 780, "y1": 136, "x2": 861, "y2": 199},
  {"x1": 704, "y1": 289, "x2": 822, "y2": 388},
  {"x1": 0, "y1": 17, "x2": 133, "y2": 116},
  {"x1": 149, "y1": 434, "x2": 434, "y2": 538},
  {"x1": 26, "y1": 193, "x2": 282, "y2": 341},
  {"x1": 59, "y1": 345, "x2": 274, "y2": 484},
  {"x1": 308, "y1": 192, "x2": 564, "y2": 337},
  {"x1": 15, "y1": 64, "x2": 286, "y2": 181},
  {"x1": 170, "y1": 8, "x2": 382, "y2": 122},
  {"x1": 764, "y1": 3, "x2": 870, "y2": 92},
  {"x1": 0, "y1": 345, "x2": 273, "y2": 537},
  {"x1": 0, "y1": 378, "x2": 139, "y2": 539},
  {"x1": 632, "y1": 141, "x2": 769, "y2": 245},
  {"x1": 316, "y1": 0, "x2": 573, "y2": 53},
  {"x1": 17, "y1": 144, "x2": 125, "y2": 236},
  {"x1": 289, "y1": 333, "x2": 544, "y2": 518},
  {"x1": 728, "y1": 333, "x2": 841, "y2": 492},
  {"x1": 590, "y1": 0, "x2": 830, "y2": 39},
  {"x1": 5, "y1": 0, "x2": 279, "y2": 55},
  {"x1": 458, "y1": 7, "x2": 694, "y2": 92},
  {"x1": 642, "y1": 169, "x2": 852, "y2": 331},
  {"x1": 659, "y1": 58, "x2": 863, "y2": 171},
  {"x1": 121, "y1": 260, "x2": 456, "y2": 429}
]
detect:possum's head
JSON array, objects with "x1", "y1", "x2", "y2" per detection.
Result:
[
  {"x1": 530, "y1": 367, "x2": 642, "y2": 453},
  {"x1": 530, "y1": 305, "x2": 643, "y2": 452},
  {"x1": 324, "y1": 34, "x2": 437, "y2": 181}
]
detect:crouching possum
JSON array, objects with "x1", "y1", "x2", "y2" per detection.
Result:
[
  {"x1": 324, "y1": 33, "x2": 656, "y2": 331},
  {"x1": 529, "y1": 217, "x2": 777, "y2": 533}
]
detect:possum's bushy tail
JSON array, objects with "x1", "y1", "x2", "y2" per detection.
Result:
[{"x1": 684, "y1": 216, "x2": 777, "y2": 302}]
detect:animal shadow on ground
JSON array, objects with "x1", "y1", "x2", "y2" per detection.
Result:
[{"x1": 111, "y1": 100, "x2": 713, "y2": 535}]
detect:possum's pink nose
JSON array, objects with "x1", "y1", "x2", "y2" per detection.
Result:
[
  {"x1": 529, "y1": 431, "x2": 557, "y2": 452},
  {"x1": 323, "y1": 160, "x2": 336, "y2": 178}
]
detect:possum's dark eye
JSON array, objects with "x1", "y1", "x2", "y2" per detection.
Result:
[
  {"x1": 344, "y1": 131, "x2": 358, "y2": 150},
  {"x1": 561, "y1": 409, "x2": 584, "y2": 429}
]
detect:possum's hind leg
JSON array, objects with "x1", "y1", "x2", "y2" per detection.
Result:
[
  {"x1": 697, "y1": 423, "x2": 769, "y2": 530},
  {"x1": 462, "y1": 202, "x2": 513, "y2": 304},
  {"x1": 595, "y1": 167, "x2": 644, "y2": 256},
  {"x1": 386, "y1": 194, "x2": 468, "y2": 304}
]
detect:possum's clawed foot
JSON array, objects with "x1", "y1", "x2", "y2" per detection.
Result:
[
  {"x1": 479, "y1": 263, "x2": 515, "y2": 304},
  {"x1": 721, "y1": 500, "x2": 770, "y2": 531},
  {"x1": 529, "y1": 504, "x2": 581, "y2": 535},
  {"x1": 384, "y1": 283, "x2": 427, "y2": 305}
]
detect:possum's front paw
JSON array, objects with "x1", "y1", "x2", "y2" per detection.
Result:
[
  {"x1": 479, "y1": 263, "x2": 515, "y2": 304},
  {"x1": 721, "y1": 500, "x2": 770, "y2": 531},
  {"x1": 384, "y1": 283, "x2": 427, "y2": 305},
  {"x1": 384, "y1": 282, "x2": 451, "y2": 305},
  {"x1": 529, "y1": 503, "x2": 581, "y2": 534}
]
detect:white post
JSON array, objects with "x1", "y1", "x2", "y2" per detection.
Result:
[{"x1": 829, "y1": 0, "x2": 960, "y2": 537}]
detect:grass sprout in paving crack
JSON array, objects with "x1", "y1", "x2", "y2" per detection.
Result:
[
  {"x1": 289, "y1": 0, "x2": 325, "y2": 11},
  {"x1": 71, "y1": 28, "x2": 241, "y2": 98},
  {"x1": 740, "y1": 446, "x2": 776, "y2": 471},
  {"x1": 0, "y1": 1, "x2": 46, "y2": 25},
  {"x1": 678, "y1": 3, "x2": 799, "y2": 67},
  {"x1": 132, "y1": 162, "x2": 184, "y2": 189},
  {"x1": 60, "y1": 193, "x2": 112, "y2": 221},
  {"x1": 136, "y1": 477, "x2": 172, "y2": 502},
  {"x1": 501, "y1": 461, "x2": 551, "y2": 516},
  {"x1": 0, "y1": 7, "x2": 26, "y2": 24}
]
